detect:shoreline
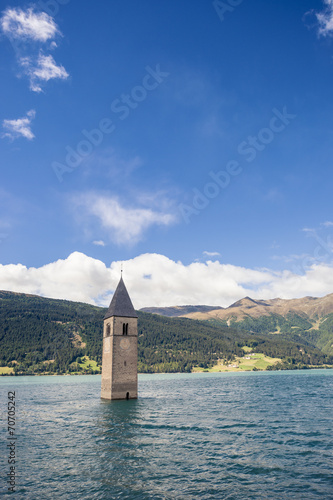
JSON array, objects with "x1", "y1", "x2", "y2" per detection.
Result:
[{"x1": 1, "y1": 365, "x2": 333, "y2": 377}]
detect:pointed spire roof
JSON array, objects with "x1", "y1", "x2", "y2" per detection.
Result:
[{"x1": 104, "y1": 276, "x2": 138, "y2": 320}]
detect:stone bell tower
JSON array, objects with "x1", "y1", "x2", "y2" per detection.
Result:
[{"x1": 101, "y1": 275, "x2": 138, "y2": 400}]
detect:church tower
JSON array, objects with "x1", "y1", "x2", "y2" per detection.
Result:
[{"x1": 101, "y1": 276, "x2": 138, "y2": 400}]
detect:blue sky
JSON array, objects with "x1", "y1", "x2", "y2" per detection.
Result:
[{"x1": 1, "y1": 0, "x2": 333, "y2": 308}]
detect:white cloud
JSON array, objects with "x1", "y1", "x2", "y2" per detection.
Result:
[
  {"x1": 20, "y1": 53, "x2": 69, "y2": 92},
  {"x1": 0, "y1": 6, "x2": 68, "y2": 92},
  {"x1": 321, "y1": 221, "x2": 333, "y2": 227},
  {"x1": 2, "y1": 109, "x2": 36, "y2": 140},
  {"x1": 0, "y1": 252, "x2": 113, "y2": 305},
  {"x1": 93, "y1": 240, "x2": 106, "y2": 247},
  {"x1": 1, "y1": 252, "x2": 333, "y2": 309},
  {"x1": 0, "y1": 7, "x2": 59, "y2": 41},
  {"x1": 314, "y1": 0, "x2": 333, "y2": 36},
  {"x1": 203, "y1": 251, "x2": 221, "y2": 257},
  {"x1": 72, "y1": 193, "x2": 176, "y2": 245}
]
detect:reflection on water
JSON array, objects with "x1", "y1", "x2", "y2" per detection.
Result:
[{"x1": 0, "y1": 371, "x2": 332, "y2": 499}]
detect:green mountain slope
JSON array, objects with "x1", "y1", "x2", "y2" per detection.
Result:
[
  {"x1": 149, "y1": 294, "x2": 333, "y2": 356},
  {"x1": 0, "y1": 291, "x2": 332, "y2": 375},
  {"x1": 211, "y1": 312, "x2": 333, "y2": 355}
]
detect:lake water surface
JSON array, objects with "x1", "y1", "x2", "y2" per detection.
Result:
[{"x1": 1, "y1": 370, "x2": 332, "y2": 499}]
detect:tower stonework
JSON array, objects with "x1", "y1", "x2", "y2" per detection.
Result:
[{"x1": 101, "y1": 276, "x2": 138, "y2": 400}]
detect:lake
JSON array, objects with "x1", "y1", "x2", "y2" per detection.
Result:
[{"x1": 0, "y1": 370, "x2": 332, "y2": 499}]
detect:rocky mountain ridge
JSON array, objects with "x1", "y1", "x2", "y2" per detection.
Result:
[
  {"x1": 141, "y1": 293, "x2": 333, "y2": 322},
  {"x1": 140, "y1": 305, "x2": 223, "y2": 317}
]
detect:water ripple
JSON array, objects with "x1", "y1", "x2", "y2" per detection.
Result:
[{"x1": 0, "y1": 370, "x2": 332, "y2": 499}]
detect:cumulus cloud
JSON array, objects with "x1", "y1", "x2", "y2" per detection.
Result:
[
  {"x1": 0, "y1": 7, "x2": 59, "y2": 41},
  {"x1": 2, "y1": 109, "x2": 36, "y2": 140},
  {"x1": 20, "y1": 53, "x2": 69, "y2": 92},
  {"x1": 72, "y1": 193, "x2": 176, "y2": 245},
  {"x1": 0, "y1": 252, "x2": 113, "y2": 306},
  {"x1": 1, "y1": 252, "x2": 333, "y2": 309}
]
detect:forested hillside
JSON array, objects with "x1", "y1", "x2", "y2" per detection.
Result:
[
  {"x1": 212, "y1": 313, "x2": 333, "y2": 355},
  {"x1": 0, "y1": 291, "x2": 332, "y2": 375},
  {"x1": 147, "y1": 294, "x2": 333, "y2": 356}
]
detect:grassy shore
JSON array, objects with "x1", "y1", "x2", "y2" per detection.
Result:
[
  {"x1": 193, "y1": 349, "x2": 282, "y2": 373},
  {"x1": 78, "y1": 356, "x2": 101, "y2": 372},
  {"x1": 2, "y1": 352, "x2": 332, "y2": 376},
  {"x1": 0, "y1": 366, "x2": 14, "y2": 375}
]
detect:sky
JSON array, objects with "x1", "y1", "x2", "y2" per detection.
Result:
[{"x1": 1, "y1": 0, "x2": 333, "y2": 309}]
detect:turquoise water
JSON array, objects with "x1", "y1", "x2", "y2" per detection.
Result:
[{"x1": 1, "y1": 370, "x2": 332, "y2": 499}]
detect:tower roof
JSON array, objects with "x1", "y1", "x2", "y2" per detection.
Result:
[{"x1": 104, "y1": 276, "x2": 138, "y2": 320}]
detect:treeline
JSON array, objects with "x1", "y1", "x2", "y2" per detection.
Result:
[
  {"x1": 0, "y1": 291, "x2": 332, "y2": 375},
  {"x1": 136, "y1": 311, "x2": 246, "y2": 373},
  {"x1": 299, "y1": 314, "x2": 333, "y2": 355},
  {"x1": 217, "y1": 312, "x2": 333, "y2": 356},
  {"x1": 0, "y1": 291, "x2": 101, "y2": 375},
  {"x1": 228, "y1": 313, "x2": 313, "y2": 335},
  {"x1": 243, "y1": 338, "x2": 332, "y2": 368}
]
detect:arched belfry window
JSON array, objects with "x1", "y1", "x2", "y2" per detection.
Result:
[
  {"x1": 125, "y1": 323, "x2": 128, "y2": 335},
  {"x1": 106, "y1": 324, "x2": 111, "y2": 337},
  {"x1": 122, "y1": 323, "x2": 126, "y2": 335}
]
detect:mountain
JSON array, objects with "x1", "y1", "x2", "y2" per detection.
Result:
[
  {"x1": 180, "y1": 294, "x2": 333, "y2": 322},
  {"x1": 140, "y1": 305, "x2": 223, "y2": 317},
  {"x1": 142, "y1": 293, "x2": 333, "y2": 355},
  {"x1": 0, "y1": 290, "x2": 332, "y2": 375}
]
